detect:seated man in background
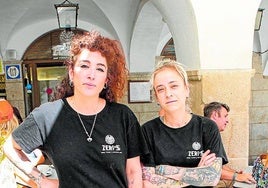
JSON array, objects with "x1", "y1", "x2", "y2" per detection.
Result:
[{"x1": 203, "y1": 102, "x2": 256, "y2": 186}]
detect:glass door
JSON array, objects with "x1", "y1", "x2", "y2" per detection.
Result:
[
  {"x1": 37, "y1": 66, "x2": 65, "y2": 104},
  {"x1": 23, "y1": 61, "x2": 65, "y2": 114}
]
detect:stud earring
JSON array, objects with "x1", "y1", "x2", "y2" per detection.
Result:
[
  {"x1": 103, "y1": 83, "x2": 107, "y2": 89},
  {"x1": 69, "y1": 80, "x2": 74, "y2": 87}
]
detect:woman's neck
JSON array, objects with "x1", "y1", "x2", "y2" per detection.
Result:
[
  {"x1": 68, "y1": 96, "x2": 105, "y2": 115},
  {"x1": 163, "y1": 111, "x2": 192, "y2": 128}
]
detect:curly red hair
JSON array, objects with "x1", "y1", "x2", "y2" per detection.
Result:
[{"x1": 53, "y1": 31, "x2": 128, "y2": 102}]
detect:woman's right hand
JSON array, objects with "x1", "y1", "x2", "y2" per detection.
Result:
[{"x1": 198, "y1": 150, "x2": 216, "y2": 167}]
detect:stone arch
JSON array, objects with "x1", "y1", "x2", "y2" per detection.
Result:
[
  {"x1": 6, "y1": 20, "x2": 117, "y2": 61},
  {"x1": 130, "y1": 0, "x2": 200, "y2": 72},
  {"x1": 22, "y1": 29, "x2": 84, "y2": 60},
  {"x1": 152, "y1": 0, "x2": 200, "y2": 70},
  {"x1": 130, "y1": 1, "x2": 165, "y2": 72}
]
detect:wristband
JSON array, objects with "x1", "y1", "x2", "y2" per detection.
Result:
[{"x1": 232, "y1": 172, "x2": 237, "y2": 181}]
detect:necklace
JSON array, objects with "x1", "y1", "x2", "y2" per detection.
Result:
[
  {"x1": 77, "y1": 112, "x2": 98, "y2": 142},
  {"x1": 72, "y1": 97, "x2": 99, "y2": 142},
  {"x1": 161, "y1": 114, "x2": 190, "y2": 128}
]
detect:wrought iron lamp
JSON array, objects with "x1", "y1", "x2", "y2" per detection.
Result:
[
  {"x1": 55, "y1": 0, "x2": 78, "y2": 43},
  {"x1": 54, "y1": 0, "x2": 79, "y2": 29}
]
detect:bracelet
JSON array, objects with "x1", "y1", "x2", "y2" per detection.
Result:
[
  {"x1": 36, "y1": 172, "x2": 43, "y2": 188},
  {"x1": 232, "y1": 172, "x2": 238, "y2": 181},
  {"x1": 28, "y1": 172, "x2": 43, "y2": 188}
]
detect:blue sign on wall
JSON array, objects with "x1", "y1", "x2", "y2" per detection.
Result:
[{"x1": 5, "y1": 64, "x2": 21, "y2": 80}]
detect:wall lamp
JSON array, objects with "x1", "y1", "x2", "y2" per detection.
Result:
[
  {"x1": 54, "y1": 0, "x2": 79, "y2": 29},
  {"x1": 255, "y1": 8, "x2": 264, "y2": 31}
]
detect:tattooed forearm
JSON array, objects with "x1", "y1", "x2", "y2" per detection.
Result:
[
  {"x1": 142, "y1": 166, "x2": 186, "y2": 187},
  {"x1": 154, "y1": 158, "x2": 222, "y2": 186}
]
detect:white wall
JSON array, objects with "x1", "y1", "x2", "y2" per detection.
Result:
[{"x1": 192, "y1": 0, "x2": 261, "y2": 70}]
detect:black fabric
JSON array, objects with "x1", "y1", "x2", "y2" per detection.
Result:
[
  {"x1": 141, "y1": 114, "x2": 228, "y2": 188},
  {"x1": 13, "y1": 99, "x2": 148, "y2": 188}
]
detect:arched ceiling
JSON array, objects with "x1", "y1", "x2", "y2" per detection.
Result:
[
  {"x1": 0, "y1": 0, "x2": 266, "y2": 73},
  {"x1": 130, "y1": 1, "x2": 165, "y2": 72},
  {"x1": 0, "y1": 0, "x2": 120, "y2": 51},
  {"x1": 1, "y1": 0, "x2": 177, "y2": 73}
]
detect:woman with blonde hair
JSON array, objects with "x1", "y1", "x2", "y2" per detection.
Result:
[
  {"x1": 0, "y1": 99, "x2": 18, "y2": 188},
  {"x1": 0, "y1": 99, "x2": 45, "y2": 188},
  {"x1": 141, "y1": 60, "x2": 227, "y2": 187},
  {"x1": 0, "y1": 99, "x2": 19, "y2": 137}
]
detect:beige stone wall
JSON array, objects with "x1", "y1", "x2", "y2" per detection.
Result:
[
  {"x1": 190, "y1": 69, "x2": 254, "y2": 170},
  {"x1": 124, "y1": 70, "x2": 253, "y2": 170},
  {"x1": 4, "y1": 60, "x2": 26, "y2": 119},
  {"x1": 249, "y1": 53, "x2": 268, "y2": 164},
  {"x1": 121, "y1": 72, "x2": 159, "y2": 125}
]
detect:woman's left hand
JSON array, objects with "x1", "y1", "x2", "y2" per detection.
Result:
[{"x1": 198, "y1": 150, "x2": 216, "y2": 167}]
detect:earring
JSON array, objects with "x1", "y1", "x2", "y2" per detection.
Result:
[
  {"x1": 103, "y1": 83, "x2": 107, "y2": 89},
  {"x1": 69, "y1": 80, "x2": 74, "y2": 87}
]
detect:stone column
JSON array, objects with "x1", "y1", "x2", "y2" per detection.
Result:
[{"x1": 4, "y1": 60, "x2": 26, "y2": 119}]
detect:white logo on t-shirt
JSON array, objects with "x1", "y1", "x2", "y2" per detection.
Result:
[
  {"x1": 192, "y1": 142, "x2": 201, "y2": 150},
  {"x1": 101, "y1": 135, "x2": 122, "y2": 154},
  {"x1": 186, "y1": 142, "x2": 203, "y2": 159},
  {"x1": 105, "y1": 135, "x2": 115, "y2": 144}
]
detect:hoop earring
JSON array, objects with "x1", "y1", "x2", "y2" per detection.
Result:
[
  {"x1": 103, "y1": 83, "x2": 107, "y2": 89},
  {"x1": 69, "y1": 80, "x2": 74, "y2": 87}
]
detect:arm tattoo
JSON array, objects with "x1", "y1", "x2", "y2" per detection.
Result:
[
  {"x1": 142, "y1": 158, "x2": 222, "y2": 187},
  {"x1": 155, "y1": 157, "x2": 222, "y2": 186},
  {"x1": 142, "y1": 166, "x2": 186, "y2": 186}
]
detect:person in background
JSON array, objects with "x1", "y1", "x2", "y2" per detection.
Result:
[
  {"x1": 204, "y1": 101, "x2": 256, "y2": 186},
  {"x1": 0, "y1": 99, "x2": 18, "y2": 188},
  {"x1": 141, "y1": 60, "x2": 226, "y2": 187},
  {"x1": 4, "y1": 30, "x2": 147, "y2": 188},
  {"x1": 0, "y1": 99, "x2": 44, "y2": 188},
  {"x1": 12, "y1": 106, "x2": 23, "y2": 124}
]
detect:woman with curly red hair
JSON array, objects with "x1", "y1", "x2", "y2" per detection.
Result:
[{"x1": 4, "y1": 31, "x2": 147, "y2": 188}]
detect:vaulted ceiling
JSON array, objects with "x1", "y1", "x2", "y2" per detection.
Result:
[
  {"x1": 0, "y1": 0, "x2": 267, "y2": 73},
  {"x1": 0, "y1": 0, "x2": 172, "y2": 73}
]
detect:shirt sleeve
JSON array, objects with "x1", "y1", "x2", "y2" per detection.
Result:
[
  {"x1": 125, "y1": 108, "x2": 149, "y2": 159},
  {"x1": 12, "y1": 113, "x2": 43, "y2": 153},
  {"x1": 12, "y1": 100, "x2": 64, "y2": 153},
  {"x1": 202, "y1": 118, "x2": 229, "y2": 165},
  {"x1": 140, "y1": 123, "x2": 156, "y2": 167}
]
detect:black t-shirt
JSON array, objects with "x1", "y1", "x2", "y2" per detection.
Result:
[
  {"x1": 13, "y1": 99, "x2": 148, "y2": 188},
  {"x1": 141, "y1": 114, "x2": 228, "y2": 188}
]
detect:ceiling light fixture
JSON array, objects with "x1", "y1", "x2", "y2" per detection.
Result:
[{"x1": 54, "y1": 0, "x2": 79, "y2": 29}]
